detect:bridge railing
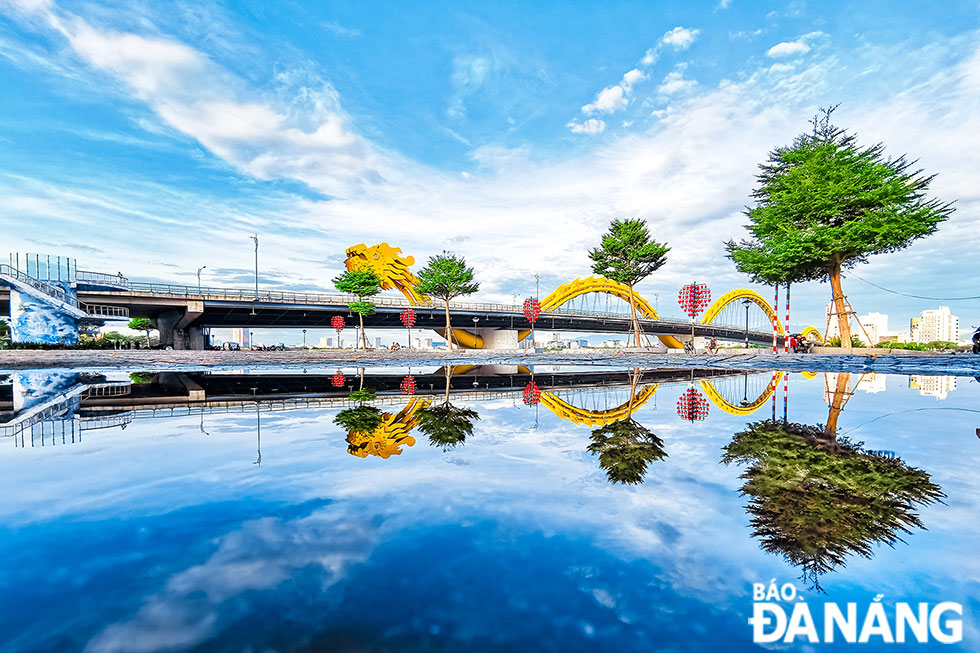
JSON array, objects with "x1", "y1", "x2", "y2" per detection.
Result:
[
  {"x1": 98, "y1": 280, "x2": 695, "y2": 322},
  {"x1": 77, "y1": 270, "x2": 129, "y2": 285},
  {"x1": 0, "y1": 264, "x2": 80, "y2": 308}
]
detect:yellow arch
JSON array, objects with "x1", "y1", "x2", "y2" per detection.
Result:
[
  {"x1": 700, "y1": 288, "x2": 785, "y2": 334},
  {"x1": 539, "y1": 384, "x2": 659, "y2": 427},
  {"x1": 531, "y1": 276, "x2": 686, "y2": 349},
  {"x1": 698, "y1": 372, "x2": 783, "y2": 416},
  {"x1": 800, "y1": 326, "x2": 824, "y2": 343}
]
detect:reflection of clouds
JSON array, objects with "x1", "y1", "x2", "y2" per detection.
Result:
[{"x1": 86, "y1": 508, "x2": 378, "y2": 653}]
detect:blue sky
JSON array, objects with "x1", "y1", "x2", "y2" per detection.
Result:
[{"x1": 1, "y1": 0, "x2": 979, "y2": 336}]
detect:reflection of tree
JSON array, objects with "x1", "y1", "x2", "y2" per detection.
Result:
[
  {"x1": 333, "y1": 406, "x2": 383, "y2": 434},
  {"x1": 722, "y1": 419, "x2": 944, "y2": 589},
  {"x1": 588, "y1": 419, "x2": 666, "y2": 485},
  {"x1": 587, "y1": 368, "x2": 666, "y2": 485},
  {"x1": 417, "y1": 365, "x2": 480, "y2": 450}
]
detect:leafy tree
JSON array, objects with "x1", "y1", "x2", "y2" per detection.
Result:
[
  {"x1": 333, "y1": 406, "x2": 383, "y2": 434},
  {"x1": 588, "y1": 418, "x2": 667, "y2": 485},
  {"x1": 589, "y1": 219, "x2": 670, "y2": 347},
  {"x1": 0, "y1": 319, "x2": 8, "y2": 337},
  {"x1": 726, "y1": 107, "x2": 954, "y2": 352},
  {"x1": 128, "y1": 372, "x2": 155, "y2": 385},
  {"x1": 414, "y1": 252, "x2": 479, "y2": 350},
  {"x1": 128, "y1": 317, "x2": 153, "y2": 347},
  {"x1": 722, "y1": 419, "x2": 943, "y2": 590},
  {"x1": 417, "y1": 403, "x2": 480, "y2": 450},
  {"x1": 333, "y1": 269, "x2": 382, "y2": 349}
]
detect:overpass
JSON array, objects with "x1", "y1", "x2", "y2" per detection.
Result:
[{"x1": 2, "y1": 249, "x2": 807, "y2": 349}]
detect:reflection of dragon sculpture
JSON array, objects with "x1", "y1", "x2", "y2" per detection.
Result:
[
  {"x1": 346, "y1": 397, "x2": 429, "y2": 459},
  {"x1": 344, "y1": 243, "x2": 429, "y2": 305}
]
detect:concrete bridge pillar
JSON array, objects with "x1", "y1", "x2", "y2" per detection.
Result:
[
  {"x1": 471, "y1": 328, "x2": 519, "y2": 350},
  {"x1": 152, "y1": 301, "x2": 203, "y2": 350}
]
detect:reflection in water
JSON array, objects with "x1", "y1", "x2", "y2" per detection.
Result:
[
  {"x1": 588, "y1": 419, "x2": 667, "y2": 485},
  {"x1": 342, "y1": 398, "x2": 429, "y2": 459},
  {"x1": 723, "y1": 373, "x2": 945, "y2": 590},
  {"x1": 416, "y1": 365, "x2": 481, "y2": 451}
]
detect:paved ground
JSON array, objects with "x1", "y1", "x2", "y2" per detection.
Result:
[{"x1": 2, "y1": 348, "x2": 979, "y2": 376}]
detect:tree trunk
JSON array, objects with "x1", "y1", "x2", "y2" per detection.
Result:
[
  {"x1": 358, "y1": 312, "x2": 366, "y2": 350},
  {"x1": 444, "y1": 299, "x2": 453, "y2": 351},
  {"x1": 825, "y1": 372, "x2": 850, "y2": 437},
  {"x1": 828, "y1": 263, "x2": 852, "y2": 353},
  {"x1": 444, "y1": 366, "x2": 452, "y2": 404},
  {"x1": 627, "y1": 284, "x2": 641, "y2": 347}
]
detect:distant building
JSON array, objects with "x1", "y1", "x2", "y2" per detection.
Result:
[
  {"x1": 855, "y1": 312, "x2": 889, "y2": 346},
  {"x1": 857, "y1": 373, "x2": 886, "y2": 394},
  {"x1": 911, "y1": 306, "x2": 959, "y2": 343},
  {"x1": 318, "y1": 336, "x2": 334, "y2": 348},
  {"x1": 375, "y1": 337, "x2": 383, "y2": 348},
  {"x1": 232, "y1": 328, "x2": 251, "y2": 348},
  {"x1": 909, "y1": 375, "x2": 957, "y2": 400}
]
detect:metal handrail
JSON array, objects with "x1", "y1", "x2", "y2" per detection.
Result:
[
  {"x1": 98, "y1": 280, "x2": 693, "y2": 322},
  {"x1": 0, "y1": 264, "x2": 79, "y2": 308},
  {"x1": 77, "y1": 269, "x2": 129, "y2": 285}
]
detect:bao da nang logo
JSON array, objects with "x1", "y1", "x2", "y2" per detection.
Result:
[{"x1": 749, "y1": 580, "x2": 963, "y2": 644}]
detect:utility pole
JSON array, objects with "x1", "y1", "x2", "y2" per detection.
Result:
[
  {"x1": 250, "y1": 234, "x2": 259, "y2": 315},
  {"x1": 197, "y1": 265, "x2": 206, "y2": 294}
]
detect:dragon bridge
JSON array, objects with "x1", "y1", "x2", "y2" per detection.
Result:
[
  {"x1": 345, "y1": 397, "x2": 429, "y2": 459},
  {"x1": 342, "y1": 243, "x2": 821, "y2": 349}
]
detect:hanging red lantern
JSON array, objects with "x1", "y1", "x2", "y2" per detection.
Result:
[
  {"x1": 331, "y1": 370, "x2": 345, "y2": 388},
  {"x1": 331, "y1": 315, "x2": 345, "y2": 333},
  {"x1": 400, "y1": 374, "x2": 417, "y2": 395},
  {"x1": 523, "y1": 298, "x2": 542, "y2": 324},
  {"x1": 399, "y1": 308, "x2": 417, "y2": 329},
  {"x1": 522, "y1": 380, "x2": 541, "y2": 406},
  {"x1": 677, "y1": 283, "x2": 712, "y2": 319},
  {"x1": 676, "y1": 388, "x2": 709, "y2": 421}
]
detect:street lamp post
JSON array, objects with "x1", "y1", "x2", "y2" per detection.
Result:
[
  {"x1": 742, "y1": 298, "x2": 751, "y2": 349},
  {"x1": 302, "y1": 329, "x2": 307, "y2": 349},
  {"x1": 197, "y1": 265, "x2": 206, "y2": 294},
  {"x1": 249, "y1": 234, "x2": 259, "y2": 315}
]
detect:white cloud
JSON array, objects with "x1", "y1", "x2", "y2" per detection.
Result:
[
  {"x1": 661, "y1": 26, "x2": 700, "y2": 50},
  {"x1": 567, "y1": 118, "x2": 606, "y2": 134},
  {"x1": 582, "y1": 69, "x2": 648, "y2": 114},
  {"x1": 766, "y1": 40, "x2": 810, "y2": 58},
  {"x1": 658, "y1": 70, "x2": 698, "y2": 95},
  {"x1": 582, "y1": 84, "x2": 627, "y2": 113},
  {"x1": 718, "y1": 0, "x2": 733, "y2": 8}
]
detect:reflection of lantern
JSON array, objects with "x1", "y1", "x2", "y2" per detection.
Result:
[
  {"x1": 522, "y1": 380, "x2": 541, "y2": 406},
  {"x1": 676, "y1": 388, "x2": 709, "y2": 421},
  {"x1": 522, "y1": 298, "x2": 541, "y2": 324},
  {"x1": 331, "y1": 370, "x2": 345, "y2": 388},
  {"x1": 331, "y1": 315, "x2": 345, "y2": 334},
  {"x1": 677, "y1": 283, "x2": 711, "y2": 319},
  {"x1": 400, "y1": 374, "x2": 416, "y2": 395}
]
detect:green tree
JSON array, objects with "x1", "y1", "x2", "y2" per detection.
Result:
[
  {"x1": 722, "y1": 419, "x2": 943, "y2": 589},
  {"x1": 333, "y1": 269, "x2": 382, "y2": 349},
  {"x1": 0, "y1": 319, "x2": 8, "y2": 338},
  {"x1": 416, "y1": 365, "x2": 480, "y2": 450},
  {"x1": 588, "y1": 418, "x2": 667, "y2": 485},
  {"x1": 726, "y1": 108, "x2": 954, "y2": 352},
  {"x1": 589, "y1": 219, "x2": 670, "y2": 347},
  {"x1": 128, "y1": 317, "x2": 153, "y2": 347},
  {"x1": 333, "y1": 382, "x2": 381, "y2": 433},
  {"x1": 414, "y1": 252, "x2": 479, "y2": 350}
]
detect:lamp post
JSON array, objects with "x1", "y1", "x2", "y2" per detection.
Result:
[
  {"x1": 302, "y1": 329, "x2": 307, "y2": 349},
  {"x1": 197, "y1": 265, "x2": 206, "y2": 294},
  {"x1": 249, "y1": 234, "x2": 259, "y2": 315},
  {"x1": 742, "y1": 298, "x2": 751, "y2": 349}
]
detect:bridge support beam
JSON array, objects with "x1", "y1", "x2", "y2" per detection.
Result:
[
  {"x1": 153, "y1": 301, "x2": 203, "y2": 350},
  {"x1": 471, "y1": 328, "x2": 519, "y2": 350}
]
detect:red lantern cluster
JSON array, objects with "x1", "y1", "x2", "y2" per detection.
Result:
[
  {"x1": 331, "y1": 370, "x2": 345, "y2": 388},
  {"x1": 678, "y1": 283, "x2": 711, "y2": 319},
  {"x1": 400, "y1": 374, "x2": 417, "y2": 395},
  {"x1": 399, "y1": 308, "x2": 417, "y2": 329},
  {"x1": 523, "y1": 298, "x2": 542, "y2": 324},
  {"x1": 676, "y1": 388, "x2": 709, "y2": 421},
  {"x1": 331, "y1": 315, "x2": 345, "y2": 333},
  {"x1": 522, "y1": 380, "x2": 541, "y2": 406}
]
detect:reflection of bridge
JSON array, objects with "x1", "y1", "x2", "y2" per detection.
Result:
[
  {"x1": 3, "y1": 245, "x2": 819, "y2": 349},
  {"x1": 1, "y1": 368, "x2": 794, "y2": 447}
]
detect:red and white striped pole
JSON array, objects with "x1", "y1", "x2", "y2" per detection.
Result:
[
  {"x1": 772, "y1": 284, "x2": 779, "y2": 353},
  {"x1": 784, "y1": 282, "x2": 791, "y2": 354},
  {"x1": 783, "y1": 371, "x2": 788, "y2": 422}
]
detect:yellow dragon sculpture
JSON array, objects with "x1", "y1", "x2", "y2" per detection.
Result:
[{"x1": 346, "y1": 397, "x2": 429, "y2": 459}]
